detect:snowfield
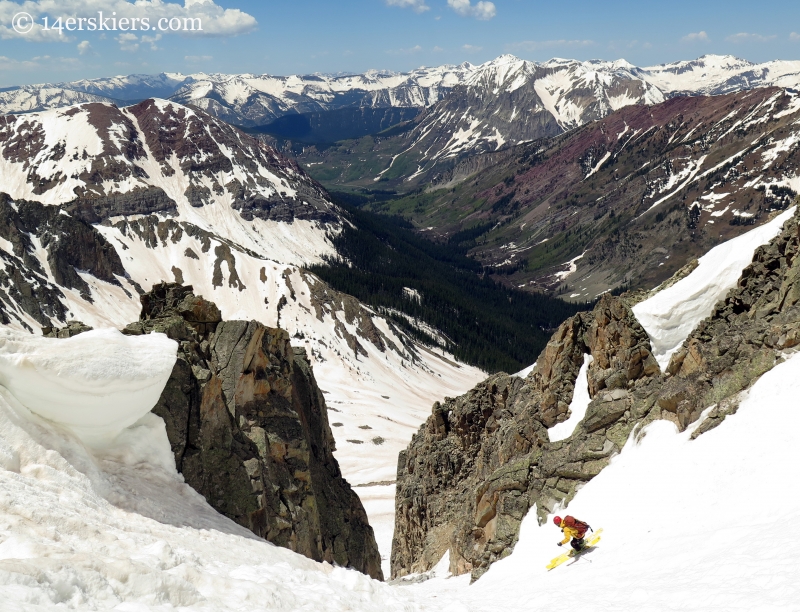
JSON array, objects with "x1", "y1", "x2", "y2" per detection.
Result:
[{"x1": 1, "y1": 307, "x2": 799, "y2": 610}]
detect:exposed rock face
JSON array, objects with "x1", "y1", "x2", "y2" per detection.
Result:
[
  {"x1": 66, "y1": 186, "x2": 178, "y2": 224},
  {"x1": 391, "y1": 295, "x2": 659, "y2": 580},
  {"x1": 0, "y1": 194, "x2": 131, "y2": 329},
  {"x1": 0, "y1": 100, "x2": 339, "y2": 225},
  {"x1": 393, "y1": 206, "x2": 800, "y2": 582},
  {"x1": 124, "y1": 283, "x2": 383, "y2": 580},
  {"x1": 42, "y1": 321, "x2": 94, "y2": 338}
]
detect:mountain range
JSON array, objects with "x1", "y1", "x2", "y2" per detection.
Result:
[
  {"x1": 4, "y1": 54, "x2": 800, "y2": 128},
  {"x1": 295, "y1": 54, "x2": 800, "y2": 188},
  {"x1": 2, "y1": 45, "x2": 800, "y2": 609},
  {"x1": 6, "y1": 53, "x2": 800, "y2": 196},
  {"x1": 366, "y1": 87, "x2": 800, "y2": 299}
]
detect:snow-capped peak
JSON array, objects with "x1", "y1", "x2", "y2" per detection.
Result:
[{"x1": 483, "y1": 54, "x2": 524, "y2": 65}]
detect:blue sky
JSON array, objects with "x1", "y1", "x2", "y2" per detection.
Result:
[{"x1": 1, "y1": 0, "x2": 800, "y2": 86}]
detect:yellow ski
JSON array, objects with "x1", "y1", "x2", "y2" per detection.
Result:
[{"x1": 546, "y1": 528, "x2": 602, "y2": 570}]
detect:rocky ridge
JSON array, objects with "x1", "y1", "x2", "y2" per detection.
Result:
[
  {"x1": 124, "y1": 283, "x2": 383, "y2": 579},
  {"x1": 0, "y1": 99, "x2": 336, "y2": 225},
  {"x1": 0, "y1": 194, "x2": 138, "y2": 331},
  {"x1": 392, "y1": 205, "x2": 800, "y2": 582}
]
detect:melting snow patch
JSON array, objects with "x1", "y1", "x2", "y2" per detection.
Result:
[
  {"x1": 554, "y1": 252, "x2": 585, "y2": 281},
  {"x1": 633, "y1": 206, "x2": 796, "y2": 369},
  {"x1": 584, "y1": 152, "x2": 611, "y2": 179},
  {"x1": 513, "y1": 361, "x2": 536, "y2": 378}
]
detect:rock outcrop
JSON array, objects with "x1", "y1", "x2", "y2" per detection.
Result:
[
  {"x1": 42, "y1": 321, "x2": 94, "y2": 338},
  {"x1": 392, "y1": 206, "x2": 800, "y2": 582},
  {"x1": 391, "y1": 294, "x2": 660, "y2": 580},
  {"x1": 0, "y1": 194, "x2": 132, "y2": 329},
  {"x1": 124, "y1": 283, "x2": 383, "y2": 580}
]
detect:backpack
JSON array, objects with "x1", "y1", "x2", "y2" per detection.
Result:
[{"x1": 563, "y1": 516, "x2": 591, "y2": 535}]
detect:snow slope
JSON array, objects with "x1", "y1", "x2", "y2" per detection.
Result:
[
  {"x1": 410, "y1": 349, "x2": 800, "y2": 611},
  {"x1": 633, "y1": 206, "x2": 796, "y2": 369},
  {"x1": 3, "y1": 295, "x2": 799, "y2": 610},
  {"x1": 0, "y1": 333, "x2": 420, "y2": 611}
]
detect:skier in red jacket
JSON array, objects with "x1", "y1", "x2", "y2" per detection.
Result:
[{"x1": 554, "y1": 515, "x2": 592, "y2": 552}]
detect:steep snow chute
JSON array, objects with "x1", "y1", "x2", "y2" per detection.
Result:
[
  {"x1": 0, "y1": 328, "x2": 176, "y2": 445},
  {"x1": 548, "y1": 354, "x2": 593, "y2": 442}
]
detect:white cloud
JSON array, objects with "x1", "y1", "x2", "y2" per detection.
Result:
[
  {"x1": 791, "y1": 32, "x2": 800, "y2": 42},
  {"x1": 448, "y1": 0, "x2": 496, "y2": 20},
  {"x1": 385, "y1": 0, "x2": 430, "y2": 13},
  {"x1": 0, "y1": 55, "x2": 39, "y2": 70},
  {"x1": 725, "y1": 32, "x2": 777, "y2": 43},
  {"x1": 77, "y1": 40, "x2": 92, "y2": 55},
  {"x1": 462, "y1": 43, "x2": 483, "y2": 51},
  {"x1": 0, "y1": 54, "x2": 78, "y2": 70},
  {"x1": 116, "y1": 32, "x2": 139, "y2": 52},
  {"x1": 433, "y1": 45, "x2": 444, "y2": 52},
  {"x1": 0, "y1": 0, "x2": 257, "y2": 41},
  {"x1": 185, "y1": 54, "x2": 213, "y2": 61},
  {"x1": 509, "y1": 39, "x2": 593, "y2": 52},
  {"x1": 681, "y1": 31, "x2": 710, "y2": 43},
  {"x1": 387, "y1": 44, "x2": 423, "y2": 55},
  {"x1": 141, "y1": 33, "x2": 162, "y2": 50}
]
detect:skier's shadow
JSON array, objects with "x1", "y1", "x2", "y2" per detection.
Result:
[{"x1": 567, "y1": 546, "x2": 599, "y2": 566}]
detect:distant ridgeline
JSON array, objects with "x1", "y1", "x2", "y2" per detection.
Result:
[{"x1": 310, "y1": 201, "x2": 587, "y2": 374}]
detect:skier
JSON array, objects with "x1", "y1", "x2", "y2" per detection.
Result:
[{"x1": 554, "y1": 515, "x2": 592, "y2": 552}]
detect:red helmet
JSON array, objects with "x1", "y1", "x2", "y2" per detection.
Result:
[{"x1": 553, "y1": 516, "x2": 562, "y2": 526}]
